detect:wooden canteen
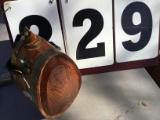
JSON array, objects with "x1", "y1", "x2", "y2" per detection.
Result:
[{"x1": 10, "y1": 28, "x2": 81, "y2": 118}]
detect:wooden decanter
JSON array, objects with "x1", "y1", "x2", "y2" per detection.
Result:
[{"x1": 10, "y1": 28, "x2": 81, "y2": 118}]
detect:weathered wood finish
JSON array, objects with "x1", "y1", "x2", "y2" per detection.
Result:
[{"x1": 10, "y1": 28, "x2": 81, "y2": 118}]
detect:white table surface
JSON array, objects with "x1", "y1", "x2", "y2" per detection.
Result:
[{"x1": 43, "y1": 68, "x2": 160, "y2": 120}]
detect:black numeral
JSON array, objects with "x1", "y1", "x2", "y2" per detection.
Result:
[
  {"x1": 73, "y1": 9, "x2": 105, "y2": 60},
  {"x1": 122, "y1": 2, "x2": 153, "y2": 51},
  {"x1": 19, "y1": 15, "x2": 52, "y2": 41}
]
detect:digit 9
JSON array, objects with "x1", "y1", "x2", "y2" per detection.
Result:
[{"x1": 121, "y1": 2, "x2": 153, "y2": 51}]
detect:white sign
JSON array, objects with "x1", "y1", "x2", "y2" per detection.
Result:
[
  {"x1": 3, "y1": 0, "x2": 160, "y2": 71},
  {"x1": 115, "y1": 0, "x2": 159, "y2": 63},
  {"x1": 4, "y1": 0, "x2": 65, "y2": 53},
  {"x1": 59, "y1": 0, "x2": 114, "y2": 69}
]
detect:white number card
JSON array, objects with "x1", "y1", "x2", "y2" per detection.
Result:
[
  {"x1": 3, "y1": 0, "x2": 65, "y2": 53},
  {"x1": 59, "y1": 0, "x2": 114, "y2": 69},
  {"x1": 3, "y1": 0, "x2": 160, "y2": 74},
  {"x1": 115, "y1": 0, "x2": 159, "y2": 63}
]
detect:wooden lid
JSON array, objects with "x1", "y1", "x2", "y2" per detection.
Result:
[{"x1": 37, "y1": 54, "x2": 81, "y2": 118}]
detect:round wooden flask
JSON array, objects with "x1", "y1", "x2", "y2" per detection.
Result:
[{"x1": 10, "y1": 28, "x2": 81, "y2": 118}]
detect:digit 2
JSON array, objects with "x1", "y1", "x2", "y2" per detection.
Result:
[
  {"x1": 73, "y1": 9, "x2": 105, "y2": 60},
  {"x1": 122, "y1": 2, "x2": 153, "y2": 51},
  {"x1": 19, "y1": 15, "x2": 52, "y2": 41}
]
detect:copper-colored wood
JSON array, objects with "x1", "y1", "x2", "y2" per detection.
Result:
[{"x1": 10, "y1": 28, "x2": 81, "y2": 118}]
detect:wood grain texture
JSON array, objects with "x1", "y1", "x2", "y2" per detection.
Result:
[{"x1": 10, "y1": 28, "x2": 81, "y2": 118}]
